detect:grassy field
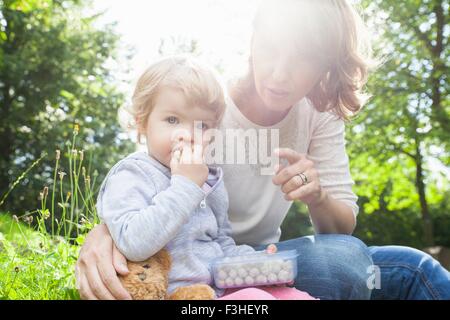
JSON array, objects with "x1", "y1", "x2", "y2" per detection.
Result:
[
  {"x1": 0, "y1": 128, "x2": 101, "y2": 300},
  {"x1": 0, "y1": 213, "x2": 81, "y2": 300}
]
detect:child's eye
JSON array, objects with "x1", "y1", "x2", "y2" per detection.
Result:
[
  {"x1": 166, "y1": 116, "x2": 179, "y2": 125},
  {"x1": 196, "y1": 122, "x2": 209, "y2": 130}
]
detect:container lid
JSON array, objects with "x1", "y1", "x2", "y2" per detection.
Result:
[{"x1": 211, "y1": 249, "x2": 298, "y2": 266}]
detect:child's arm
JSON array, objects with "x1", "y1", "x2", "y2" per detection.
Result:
[
  {"x1": 215, "y1": 212, "x2": 256, "y2": 257},
  {"x1": 97, "y1": 161, "x2": 205, "y2": 262}
]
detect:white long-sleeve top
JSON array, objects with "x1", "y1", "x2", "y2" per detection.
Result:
[{"x1": 220, "y1": 95, "x2": 359, "y2": 246}]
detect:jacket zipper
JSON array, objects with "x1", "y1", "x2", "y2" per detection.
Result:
[{"x1": 200, "y1": 167, "x2": 223, "y2": 209}]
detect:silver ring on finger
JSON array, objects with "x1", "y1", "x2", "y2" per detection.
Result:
[{"x1": 297, "y1": 173, "x2": 308, "y2": 186}]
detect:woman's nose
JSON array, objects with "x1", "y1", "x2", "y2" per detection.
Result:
[{"x1": 270, "y1": 59, "x2": 289, "y2": 84}]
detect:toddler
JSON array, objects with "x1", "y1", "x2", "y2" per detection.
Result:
[{"x1": 97, "y1": 56, "x2": 316, "y2": 300}]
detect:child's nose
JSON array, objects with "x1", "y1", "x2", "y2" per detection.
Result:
[{"x1": 171, "y1": 128, "x2": 193, "y2": 145}]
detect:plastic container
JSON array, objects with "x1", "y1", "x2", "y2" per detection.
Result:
[{"x1": 211, "y1": 250, "x2": 298, "y2": 289}]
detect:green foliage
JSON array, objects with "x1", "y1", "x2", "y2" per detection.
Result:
[
  {"x1": 282, "y1": 0, "x2": 449, "y2": 248},
  {"x1": 0, "y1": 116, "x2": 102, "y2": 300},
  {"x1": 280, "y1": 202, "x2": 314, "y2": 242},
  {"x1": 0, "y1": 0, "x2": 135, "y2": 214},
  {"x1": 0, "y1": 1, "x2": 132, "y2": 298},
  {"x1": 346, "y1": 0, "x2": 449, "y2": 246}
]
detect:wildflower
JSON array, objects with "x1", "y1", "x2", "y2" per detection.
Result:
[
  {"x1": 43, "y1": 187, "x2": 49, "y2": 198},
  {"x1": 39, "y1": 192, "x2": 44, "y2": 200},
  {"x1": 72, "y1": 149, "x2": 78, "y2": 159},
  {"x1": 74, "y1": 124, "x2": 80, "y2": 135},
  {"x1": 79, "y1": 150, "x2": 84, "y2": 161},
  {"x1": 85, "y1": 176, "x2": 91, "y2": 186},
  {"x1": 41, "y1": 209, "x2": 50, "y2": 220},
  {"x1": 66, "y1": 192, "x2": 72, "y2": 201},
  {"x1": 12, "y1": 215, "x2": 19, "y2": 222},
  {"x1": 82, "y1": 167, "x2": 86, "y2": 177},
  {"x1": 24, "y1": 216, "x2": 33, "y2": 225},
  {"x1": 59, "y1": 171, "x2": 66, "y2": 181},
  {"x1": 56, "y1": 150, "x2": 61, "y2": 160}
]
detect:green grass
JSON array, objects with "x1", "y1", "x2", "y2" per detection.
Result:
[
  {"x1": 0, "y1": 127, "x2": 99, "y2": 300},
  {"x1": 0, "y1": 213, "x2": 82, "y2": 299}
]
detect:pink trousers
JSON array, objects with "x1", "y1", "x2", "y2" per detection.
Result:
[{"x1": 217, "y1": 286, "x2": 318, "y2": 300}]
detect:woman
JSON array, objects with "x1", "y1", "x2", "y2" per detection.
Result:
[{"x1": 75, "y1": 0, "x2": 450, "y2": 300}]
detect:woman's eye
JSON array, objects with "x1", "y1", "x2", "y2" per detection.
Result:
[{"x1": 166, "y1": 116, "x2": 179, "y2": 125}]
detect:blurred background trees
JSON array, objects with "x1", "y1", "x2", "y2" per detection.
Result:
[
  {"x1": 283, "y1": 0, "x2": 449, "y2": 250},
  {"x1": 0, "y1": 0, "x2": 135, "y2": 214}
]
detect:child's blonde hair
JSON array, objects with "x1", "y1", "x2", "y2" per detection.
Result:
[
  {"x1": 124, "y1": 55, "x2": 226, "y2": 140},
  {"x1": 252, "y1": 0, "x2": 375, "y2": 120}
]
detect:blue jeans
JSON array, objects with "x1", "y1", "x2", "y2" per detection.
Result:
[
  {"x1": 254, "y1": 234, "x2": 373, "y2": 299},
  {"x1": 369, "y1": 246, "x2": 450, "y2": 300},
  {"x1": 255, "y1": 235, "x2": 450, "y2": 300}
]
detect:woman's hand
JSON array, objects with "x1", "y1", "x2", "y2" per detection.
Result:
[
  {"x1": 272, "y1": 148, "x2": 327, "y2": 206},
  {"x1": 272, "y1": 148, "x2": 356, "y2": 234},
  {"x1": 75, "y1": 224, "x2": 132, "y2": 300}
]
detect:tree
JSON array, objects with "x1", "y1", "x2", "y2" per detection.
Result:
[
  {"x1": 0, "y1": 0, "x2": 134, "y2": 213},
  {"x1": 348, "y1": 0, "x2": 449, "y2": 246}
]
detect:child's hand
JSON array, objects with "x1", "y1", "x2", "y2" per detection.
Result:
[
  {"x1": 266, "y1": 244, "x2": 277, "y2": 254},
  {"x1": 170, "y1": 140, "x2": 209, "y2": 187}
]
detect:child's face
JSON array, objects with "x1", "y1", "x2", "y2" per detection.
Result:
[{"x1": 143, "y1": 88, "x2": 218, "y2": 168}]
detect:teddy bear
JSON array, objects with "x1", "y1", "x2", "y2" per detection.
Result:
[{"x1": 119, "y1": 249, "x2": 216, "y2": 300}]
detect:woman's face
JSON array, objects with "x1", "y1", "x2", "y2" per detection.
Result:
[{"x1": 251, "y1": 7, "x2": 326, "y2": 112}]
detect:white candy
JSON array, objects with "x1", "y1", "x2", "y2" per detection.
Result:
[
  {"x1": 214, "y1": 252, "x2": 297, "y2": 288},
  {"x1": 228, "y1": 269, "x2": 237, "y2": 278},
  {"x1": 237, "y1": 267, "x2": 248, "y2": 278},
  {"x1": 218, "y1": 270, "x2": 228, "y2": 280},
  {"x1": 245, "y1": 262, "x2": 256, "y2": 269},
  {"x1": 256, "y1": 275, "x2": 268, "y2": 284},
  {"x1": 282, "y1": 261, "x2": 293, "y2": 271},
  {"x1": 249, "y1": 267, "x2": 260, "y2": 277},
  {"x1": 245, "y1": 276, "x2": 255, "y2": 285},
  {"x1": 225, "y1": 278, "x2": 235, "y2": 286},
  {"x1": 260, "y1": 262, "x2": 271, "y2": 274},
  {"x1": 268, "y1": 273, "x2": 278, "y2": 283},
  {"x1": 278, "y1": 270, "x2": 289, "y2": 282},
  {"x1": 270, "y1": 261, "x2": 282, "y2": 273},
  {"x1": 234, "y1": 277, "x2": 244, "y2": 286},
  {"x1": 219, "y1": 265, "x2": 230, "y2": 274}
]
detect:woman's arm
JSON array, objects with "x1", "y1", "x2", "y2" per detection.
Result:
[
  {"x1": 75, "y1": 224, "x2": 131, "y2": 300},
  {"x1": 273, "y1": 113, "x2": 358, "y2": 235},
  {"x1": 307, "y1": 190, "x2": 356, "y2": 234},
  {"x1": 273, "y1": 149, "x2": 356, "y2": 234}
]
